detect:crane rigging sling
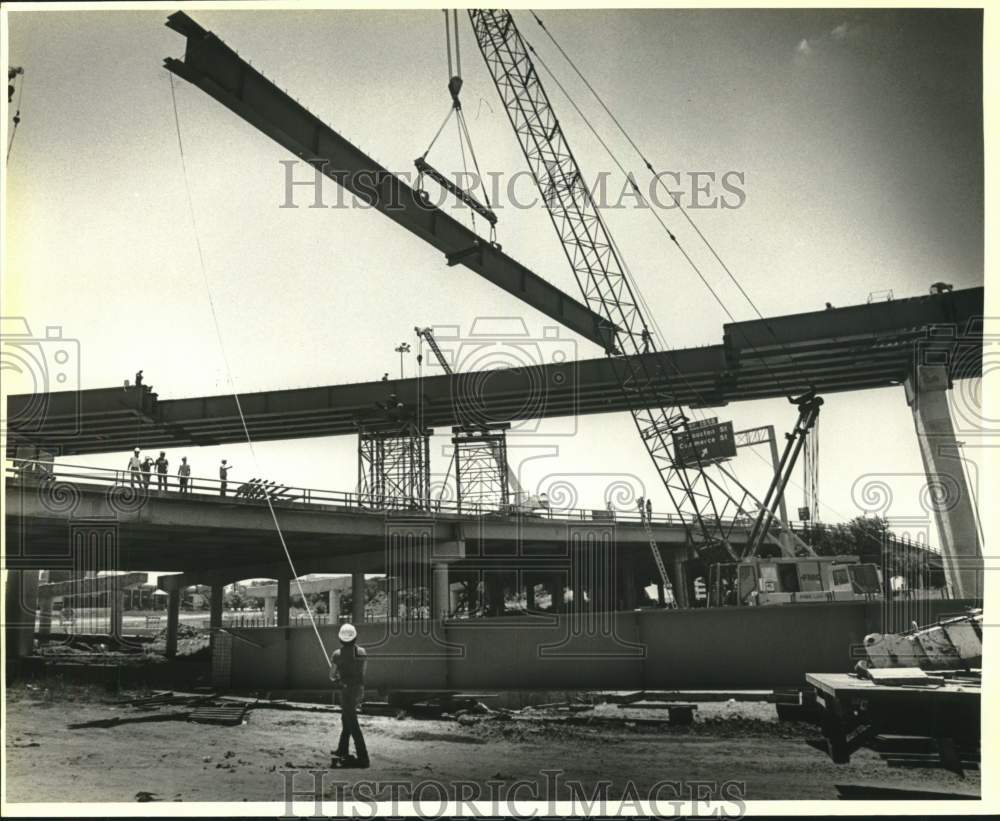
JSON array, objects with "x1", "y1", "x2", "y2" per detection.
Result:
[{"x1": 415, "y1": 10, "x2": 498, "y2": 234}]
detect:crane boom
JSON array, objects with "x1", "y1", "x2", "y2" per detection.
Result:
[
  {"x1": 415, "y1": 326, "x2": 454, "y2": 375},
  {"x1": 468, "y1": 9, "x2": 769, "y2": 563}
]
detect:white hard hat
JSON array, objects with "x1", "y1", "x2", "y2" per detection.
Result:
[{"x1": 338, "y1": 623, "x2": 357, "y2": 643}]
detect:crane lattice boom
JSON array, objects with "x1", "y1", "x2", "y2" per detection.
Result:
[{"x1": 469, "y1": 9, "x2": 775, "y2": 563}]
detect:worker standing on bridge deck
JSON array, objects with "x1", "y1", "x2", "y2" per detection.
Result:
[
  {"x1": 155, "y1": 452, "x2": 169, "y2": 492},
  {"x1": 646, "y1": 498, "x2": 653, "y2": 521},
  {"x1": 330, "y1": 623, "x2": 369, "y2": 768},
  {"x1": 140, "y1": 456, "x2": 153, "y2": 490},
  {"x1": 127, "y1": 448, "x2": 142, "y2": 488},
  {"x1": 178, "y1": 457, "x2": 191, "y2": 494},
  {"x1": 219, "y1": 459, "x2": 231, "y2": 497}
]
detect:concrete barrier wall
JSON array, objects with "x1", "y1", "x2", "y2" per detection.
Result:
[
  {"x1": 221, "y1": 598, "x2": 981, "y2": 692},
  {"x1": 638, "y1": 603, "x2": 867, "y2": 689},
  {"x1": 446, "y1": 613, "x2": 645, "y2": 691}
]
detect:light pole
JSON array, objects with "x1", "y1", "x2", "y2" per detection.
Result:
[{"x1": 394, "y1": 342, "x2": 411, "y2": 379}]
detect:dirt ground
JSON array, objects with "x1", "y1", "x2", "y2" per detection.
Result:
[{"x1": 4, "y1": 682, "x2": 980, "y2": 805}]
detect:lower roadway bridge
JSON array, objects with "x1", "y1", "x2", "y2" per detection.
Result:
[
  {"x1": 5, "y1": 459, "x2": 751, "y2": 595},
  {"x1": 6, "y1": 461, "x2": 722, "y2": 654}
]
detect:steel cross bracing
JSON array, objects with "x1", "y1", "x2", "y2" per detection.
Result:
[
  {"x1": 452, "y1": 427, "x2": 511, "y2": 513},
  {"x1": 469, "y1": 9, "x2": 763, "y2": 562},
  {"x1": 743, "y1": 393, "x2": 823, "y2": 558},
  {"x1": 418, "y1": 326, "x2": 528, "y2": 507},
  {"x1": 358, "y1": 425, "x2": 432, "y2": 510}
]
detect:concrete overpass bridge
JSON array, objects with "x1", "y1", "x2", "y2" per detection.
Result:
[
  {"x1": 4, "y1": 286, "x2": 985, "y2": 659},
  {"x1": 7, "y1": 460, "x2": 745, "y2": 654},
  {"x1": 4, "y1": 287, "x2": 983, "y2": 455}
]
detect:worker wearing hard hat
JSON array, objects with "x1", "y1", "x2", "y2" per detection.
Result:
[
  {"x1": 330, "y1": 622, "x2": 369, "y2": 768},
  {"x1": 127, "y1": 448, "x2": 142, "y2": 488}
]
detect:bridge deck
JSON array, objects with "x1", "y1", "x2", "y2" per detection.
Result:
[
  {"x1": 4, "y1": 288, "x2": 983, "y2": 456},
  {"x1": 6, "y1": 461, "x2": 741, "y2": 581}
]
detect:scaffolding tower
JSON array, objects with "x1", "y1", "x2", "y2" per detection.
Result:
[
  {"x1": 358, "y1": 424, "x2": 432, "y2": 511},
  {"x1": 452, "y1": 424, "x2": 511, "y2": 514}
]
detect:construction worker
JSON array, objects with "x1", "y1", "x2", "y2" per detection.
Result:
[
  {"x1": 155, "y1": 451, "x2": 169, "y2": 492},
  {"x1": 219, "y1": 459, "x2": 232, "y2": 497},
  {"x1": 178, "y1": 457, "x2": 191, "y2": 494},
  {"x1": 140, "y1": 456, "x2": 153, "y2": 490},
  {"x1": 135, "y1": 369, "x2": 144, "y2": 387},
  {"x1": 646, "y1": 498, "x2": 653, "y2": 520},
  {"x1": 127, "y1": 448, "x2": 142, "y2": 488},
  {"x1": 330, "y1": 623, "x2": 369, "y2": 768},
  {"x1": 637, "y1": 496, "x2": 645, "y2": 519}
]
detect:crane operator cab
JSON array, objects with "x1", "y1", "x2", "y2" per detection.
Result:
[{"x1": 708, "y1": 556, "x2": 882, "y2": 607}]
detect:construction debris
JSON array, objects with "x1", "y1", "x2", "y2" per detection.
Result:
[
  {"x1": 189, "y1": 701, "x2": 251, "y2": 726},
  {"x1": 597, "y1": 689, "x2": 800, "y2": 705},
  {"x1": 862, "y1": 609, "x2": 982, "y2": 670}
]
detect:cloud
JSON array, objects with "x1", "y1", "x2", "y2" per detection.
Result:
[
  {"x1": 831, "y1": 22, "x2": 849, "y2": 40},
  {"x1": 796, "y1": 38, "x2": 812, "y2": 56}
]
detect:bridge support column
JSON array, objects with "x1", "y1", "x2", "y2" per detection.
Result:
[
  {"x1": 590, "y1": 579, "x2": 610, "y2": 613},
  {"x1": 328, "y1": 590, "x2": 341, "y2": 624},
  {"x1": 483, "y1": 572, "x2": 508, "y2": 616},
  {"x1": 165, "y1": 588, "x2": 180, "y2": 658},
  {"x1": 110, "y1": 588, "x2": 124, "y2": 638},
  {"x1": 671, "y1": 557, "x2": 690, "y2": 609},
  {"x1": 549, "y1": 575, "x2": 565, "y2": 613},
  {"x1": 904, "y1": 364, "x2": 983, "y2": 599},
  {"x1": 38, "y1": 592, "x2": 53, "y2": 637},
  {"x1": 210, "y1": 585, "x2": 224, "y2": 630},
  {"x1": 5, "y1": 570, "x2": 38, "y2": 671},
  {"x1": 276, "y1": 575, "x2": 290, "y2": 628},
  {"x1": 351, "y1": 572, "x2": 365, "y2": 625},
  {"x1": 525, "y1": 574, "x2": 537, "y2": 610},
  {"x1": 388, "y1": 577, "x2": 400, "y2": 621},
  {"x1": 432, "y1": 563, "x2": 450, "y2": 620},
  {"x1": 461, "y1": 572, "x2": 480, "y2": 615}
]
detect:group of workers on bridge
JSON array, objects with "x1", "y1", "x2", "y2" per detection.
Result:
[{"x1": 127, "y1": 447, "x2": 232, "y2": 496}]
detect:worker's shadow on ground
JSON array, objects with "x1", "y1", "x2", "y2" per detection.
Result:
[{"x1": 67, "y1": 712, "x2": 191, "y2": 730}]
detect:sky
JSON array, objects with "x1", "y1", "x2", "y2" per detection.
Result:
[{"x1": 2, "y1": 6, "x2": 986, "y2": 548}]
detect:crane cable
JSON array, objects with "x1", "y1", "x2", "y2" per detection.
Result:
[
  {"x1": 513, "y1": 20, "x2": 823, "y2": 528},
  {"x1": 528, "y1": 10, "x2": 811, "y2": 389},
  {"x1": 525, "y1": 16, "x2": 831, "y2": 518},
  {"x1": 519, "y1": 33, "x2": 796, "y2": 406},
  {"x1": 516, "y1": 33, "x2": 760, "y2": 502},
  {"x1": 420, "y1": 10, "x2": 494, "y2": 237},
  {"x1": 169, "y1": 73, "x2": 331, "y2": 665}
]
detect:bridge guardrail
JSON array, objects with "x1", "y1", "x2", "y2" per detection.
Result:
[{"x1": 5, "y1": 456, "x2": 803, "y2": 532}]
